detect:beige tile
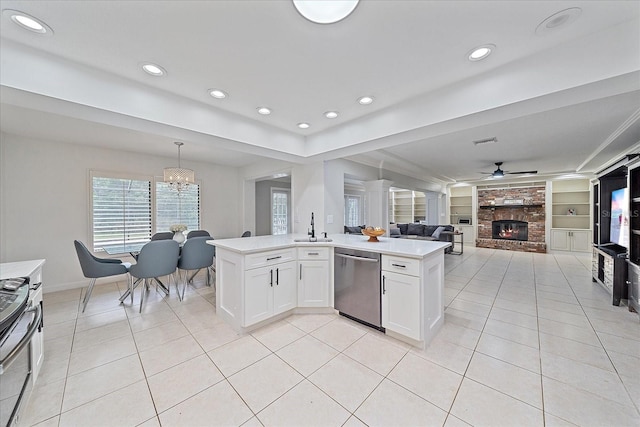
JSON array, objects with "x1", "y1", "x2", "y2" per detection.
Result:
[
  {"x1": 21, "y1": 378, "x2": 65, "y2": 426},
  {"x1": 454, "y1": 289, "x2": 495, "y2": 306},
  {"x1": 492, "y1": 298, "x2": 538, "y2": 316},
  {"x1": 30, "y1": 416, "x2": 60, "y2": 427},
  {"x1": 147, "y1": 354, "x2": 224, "y2": 412},
  {"x1": 483, "y1": 318, "x2": 540, "y2": 348},
  {"x1": 59, "y1": 380, "x2": 155, "y2": 427},
  {"x1": 388, "y1": 352, "x2": 463, "y2": 411},
  {"x1": 343, "y1": 333, "x2": 408, "y2": 376},
  {"x1": 241, "y1": 416, "x2": 264, "y2": 427},
  {"x1": 434, "y1": 321, "x2": 481, "y2": 350},
  {"x1": 447, "y1": 298, "x2": 492, "y2": 317},
  {"x1": 228, "y1": 354, "x2": 304, "y2": 412},
  {"x1": 285, "y1": 313, "x2": 337, "y2": 332},
  {"x1": 207, "y1": 335, "x2": 271, "y2": 376},
  {"x1": 450, "y1": 378, "x2": 543, "y2": 426},
  {"x1": 43, "y1": 288, "x2": 82, "y2": 305},
  {"x1": 443, "y1": 415, "x2": 473, "y2": 427},
  {"x1": 158, "y1": 380, "x2": 253, "y2": 427},
  {"x1": 276, "y1": 334, "x2": 339, "y2": 376},
  {"x1": 355, "y1": 378, "x2": 447, "y2": 427},
  {"x1": 597, "y1": 330, "x2": 640, "y2": 358},
  {"x1": 488, "y1": 306, "x2": 538, "y2": 330},
  {"x1": 310, "y1": 318, "x2": 367, "y2": 351},
  {"x1": 476, "y1": 333, "x2": 541, "y2": 374},
  {"x1": 137, "y1": 416, "x2": 161, "y2": 427},
  {"x1": 133, "y1": 320, "x2": 190, "y2": 352},
  {"x1": 541, "y1": 351, "x2": 634, "y2": 407},
  {"x1": 411, "y1": 336, "x2": 474, "y2": 375},
  {"x1": 62, "y1": 354, "x2": 145, "y2": 412},
  {"x1": 542, "y1": 376, "x2": 640, "y2": 427},
  {"x1": 67, "y1": 334, "x2": 137, "y2": 375},
  {"x1": 257, "y1": 380, "x2": 350, "y2": 427},
  {"x1": 466, "y1": 352, "x2": 543, "y2": 408},
  {"x1": 308, "y1": 353, "x2": 383, "y2": 412},
  {"x1": 43, "y1": 319, "x2": 76, "y2": 341},
  {"x1": 537, "y1": 317, "x2": 600, "y2": 346},
  {"x1": 191, "y1": 320, "x2": 241, "y2": 352},
  {"x1": 537, "y1": 307, "x2": 591, "y2": 328},
  {"x1": 444, "y1": 307, "x2": 487, "y2": 331},
  {"x1": 44, "y1": 334, "x2": 73, "y2": 362},
  {"x1": 179, "y1": 309, "x2": 226, "y2": 333},
  {"x1": 342, "y1": 416, "x2": 368, "y2": 427},
  {"x1": 127, "y1": 306, "x2": 178, "y2": 333},
  {"x1": 36, "y1": 352, "x2": 70, "y2": 386},
  {"x1": 71, "y1": 319, "x2": 131, "y2": 351},
  {"x1": 539, "y1": 332, "x2": 614, "y2": 371},
  {"x1": 138, "y1": 334, "x2": 204, "y2": 376},
  {"x1": 251, "y1": 320, "x2": 306, "y2": 351}
]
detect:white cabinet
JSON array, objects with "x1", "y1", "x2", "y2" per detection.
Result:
[
  {"x1": 244, "y1": 260, "x2": 296, "y2": 327},
  {"x1": 382, "y1": 270, "x2": 420, "y2": 340},
  {"x1": 297, "y1": 247, "x2": 330, "y2": 307},
  {"x1": 550, "y1": 229, "x2": 591, "y2": 252}
]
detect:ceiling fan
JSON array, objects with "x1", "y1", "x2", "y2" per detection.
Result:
[{"x1": 481, "y1": 162, "x2": 538, "y2": 178}]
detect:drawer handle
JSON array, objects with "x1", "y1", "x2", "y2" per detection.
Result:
[
  {"x1": 267, "y1": 256, "x2": 282, "y2": 261},
  {"x1": 391, "y1": 263, "x2": 406, "y2": 268},
  {"x1": 307, "y1": 252, "x2": 319, "y2": 256}
]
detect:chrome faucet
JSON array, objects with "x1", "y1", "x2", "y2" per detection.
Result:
[{"x1": 308, "y1": 212, "x2": 316, "y2": 239}]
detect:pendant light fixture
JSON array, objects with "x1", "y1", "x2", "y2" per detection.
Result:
[{"x1": 164, "y1": 142, "x2": 194, "y2": 192}]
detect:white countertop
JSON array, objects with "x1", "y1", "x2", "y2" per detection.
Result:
[
  {"x1": 0, "y1": 259, "x2": 46, "y2": 280},
  {"x1": 208, "y1": 234, "x2": 450, "y2": 259}
]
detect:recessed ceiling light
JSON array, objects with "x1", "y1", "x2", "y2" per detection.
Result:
[
  {"x1": 257, "y1": 107, "x2": 271, "y2": 115},
  {"x1": 292, "y1": 0, "x2": 359, "y2": 24},
  {"x1": 324, "y1": 111, "x2": 339, "y2": 119},
  {"x1": 4, "y1": 10, "x2": 53, "y2": 34},
  {"x1": 358, "y1": 96, "x2": 374, "y2": 105},
  {"x1": 142, "y1": 63, "x2": 166, "y2": 76},
  {"x1": 536, "y1": 8, "x2": 582, "y2": 35},
  {"x1": 468, "y1": 44, "x2": 495, "y2": 61},
  {"x1": 208, "y1": 89, "x2": 227, "y2": 99},
  {"x1": 297, "y1": 122, "x2": 310, "y2": 129}
]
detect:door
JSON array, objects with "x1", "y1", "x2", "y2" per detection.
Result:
[
  {"x1": 244, "y1": 266, "x2": 274, "y2": 326},
  {"x1": 550, "y1": 229, "x2": 571, "y2": 251},
  {"x1": 273, "y1": 261, "x2": 297, "y2": 314},
  {"x1": 271, "y1": 188, "x2": 290, "y2": 235},
  {"x1": 571, "y1": 230, "x2": 591, "y2": 252},
  {"x1": 382, "y1": 270, "x2": 421, "y2": 340}
]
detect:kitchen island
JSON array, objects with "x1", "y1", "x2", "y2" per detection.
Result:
[{"x1": 208, "y1": 234, "x2": 449, "y2": 348}]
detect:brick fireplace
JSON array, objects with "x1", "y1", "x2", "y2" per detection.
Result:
[{"x1": 476, "y1": 186, "x2": 546, "y2": 253}]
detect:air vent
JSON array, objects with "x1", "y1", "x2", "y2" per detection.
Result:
[{"x1": 473, "y1": 137, "x2": 498, "y2": 146}]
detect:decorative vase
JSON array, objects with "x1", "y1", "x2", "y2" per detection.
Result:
[{"x1": 173, "y1": 231, "x2": 185, "y2": 244}]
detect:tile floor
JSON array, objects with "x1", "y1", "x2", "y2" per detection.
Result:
[{"x1": 24, "y1": 247, "x2": 640, "y2": 426}]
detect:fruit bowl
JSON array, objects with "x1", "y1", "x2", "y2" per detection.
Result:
[{"x1": 361, "y1": 227, "x2": 386, "y2": 242}]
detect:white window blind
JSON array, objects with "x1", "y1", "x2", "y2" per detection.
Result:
[
  {"x1": 92, "y1": 175, "x2": 152, "y2": 252},
  {"x1": 155, "y1": 182, "x2": 200, "y2": 233},
  {"x1": 344, "y1": 195, "x2": 361, "y2": 226}
]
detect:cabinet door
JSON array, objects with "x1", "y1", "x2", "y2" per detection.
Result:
[
  {"x1": 244, "y1": 266, "x2": 274, "y2": 326},
  {"x1": 298, "y1": 260, "x2": 329, "y2": 307},
  {"x1": 381, "y1": 270, "x2": 421, "y2": 340},
  {"x1": 273, "y1": 261, "x2": 297, "y2": 315},
  {"x1": 550, "y1": 229, "x2": 571, "y2": 251},
  {"x1": 571, "y1": 230, "x2": 591, "y2": 252}
]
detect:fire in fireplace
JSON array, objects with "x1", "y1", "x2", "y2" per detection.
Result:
[{"x1": 492, "y1": 220, "x2": 528, "y2": 241}]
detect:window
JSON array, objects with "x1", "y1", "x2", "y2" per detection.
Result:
[
  {"x1": 91, "y1": 171, "x2": 200, "y2": 253},
  {"x1": 344, "y1": 194, "x2": 361, "y2": 226},
  {"x1": 91, "y1": 174, "x2": 152, "y2": 253},
  {"x1": 155, "y1": 182, "x2": 200, "y2": 233},
  {"x1": 271, "y1": 188, "x2": 289, "y2": 235}
]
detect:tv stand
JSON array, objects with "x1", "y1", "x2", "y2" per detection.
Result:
[{"x1": 592, "y1": 245, "x2": 628, "y2": 306}]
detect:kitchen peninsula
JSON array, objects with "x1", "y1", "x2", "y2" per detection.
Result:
[{"x1": 209, "y1": 234, "x2": 450, "y2": 349}]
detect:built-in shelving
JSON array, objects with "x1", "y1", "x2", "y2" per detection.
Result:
[
  {"x1": 551, "y1": 179, "x2": 591, "y2": 230},
  {"x1": 390, "y1": 189, "x2": 425, "y2": 223},
  {"x1": 449, "y1": 186, "x2": 472, "y2": 225}
]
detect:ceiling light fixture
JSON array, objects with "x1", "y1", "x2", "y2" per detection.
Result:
[
  {"x1": 297, "y1": 122, "x2": 310, "y2": 129},
  {"x1": 292, "y1": 0, "x2": 359, "y2": 24},
  {"x1": 142, "y1": 63, "x2": 166, "y2": 76},
  {"x1": 468, "y1": 44, "x2": 495, "y2": 61},
  {"x1": 358, "y1": 96, "x2": 374, "y2": 105},
  {"x1": 324, "y1": 111, "x2": 339, "y2": 119},
  {"x1": 536, "y1": 8, "x2": 582, "y2": 35},
  {"x1": 208, "y1": 89, "x2": 227, "y2": 99},
  {"x1": 257, "y1": 107, "x2": 271, "y2": 115},
  {"x1": 4, "y1": 10, "x2": 53, "y2": 34},
  {"x1": 164, "y1": 142, "x2": 195, "y2": 193}
]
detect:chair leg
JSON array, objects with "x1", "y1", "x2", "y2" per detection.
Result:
[
  {"x1": 82, "y1": 278, "x2": 97, "y2": 313},
  {"x1": 139, "y1": 278, "x2": 148, "y2": 313}
]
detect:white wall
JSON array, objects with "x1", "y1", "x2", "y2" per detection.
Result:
[{"x1": 0, "y1": 132, "x2": 242, "y2": 292}]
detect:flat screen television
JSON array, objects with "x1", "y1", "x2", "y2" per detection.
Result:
[{"x1": 610, "y1": 187, "x2": 630, "y2": 249}]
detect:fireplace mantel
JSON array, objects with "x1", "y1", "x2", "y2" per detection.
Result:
[{"x1": 479, "y1": 204, "x2": 543, "y2": 209}]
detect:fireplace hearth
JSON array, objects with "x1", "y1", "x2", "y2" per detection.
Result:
[{"x1": 492, "y1": 220, "x2": 528, "y2": 241}]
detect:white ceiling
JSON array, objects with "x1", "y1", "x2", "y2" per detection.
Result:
[{"x1": 1, "y1": 0, "x2": 639, "y2": 184}]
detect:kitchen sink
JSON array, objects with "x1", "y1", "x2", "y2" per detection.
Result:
[{"x1": 293, "y1": 238, "x2": 333, "y2": 242}]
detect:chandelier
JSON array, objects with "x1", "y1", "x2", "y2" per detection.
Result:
[{"x1": 164, "y1": 141, "x2": 194, "y2": 192}]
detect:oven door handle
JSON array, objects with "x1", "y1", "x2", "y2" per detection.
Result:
[{"x1": 0, "y1": 303, "x2": 42, "y2": 375}]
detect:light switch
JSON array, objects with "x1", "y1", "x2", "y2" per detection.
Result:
[{"x1": 327, "y1": 215, "x2": 333, "y2": 224}]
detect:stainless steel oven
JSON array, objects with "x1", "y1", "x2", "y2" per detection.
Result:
[{"x1": 0, "y1": 282, "x2": 43, "y2": 427}]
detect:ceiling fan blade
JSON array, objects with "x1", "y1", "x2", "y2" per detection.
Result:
[{"x1": 506, "y1": 170, "x2": 538, "y2": 174}]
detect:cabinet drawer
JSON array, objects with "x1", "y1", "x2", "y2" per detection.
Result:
[
  {"x1": 245, "y1": 248, "x2": 296, "y2": 270},
  {"x1": 382, "y1": 255, "x2": 420, "y2": 277},
  {"x1": 297, "y1": 247, "x2": 330, "y2": 260}
]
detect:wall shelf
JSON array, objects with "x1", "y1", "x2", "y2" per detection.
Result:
[{"x1": 479, "y1": 204, "x2": 543, "y2": 209}]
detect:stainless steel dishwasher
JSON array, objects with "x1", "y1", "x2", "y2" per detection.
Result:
[{"x1": 334, "y1": 247, "x2": 383, "y2": 330}]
